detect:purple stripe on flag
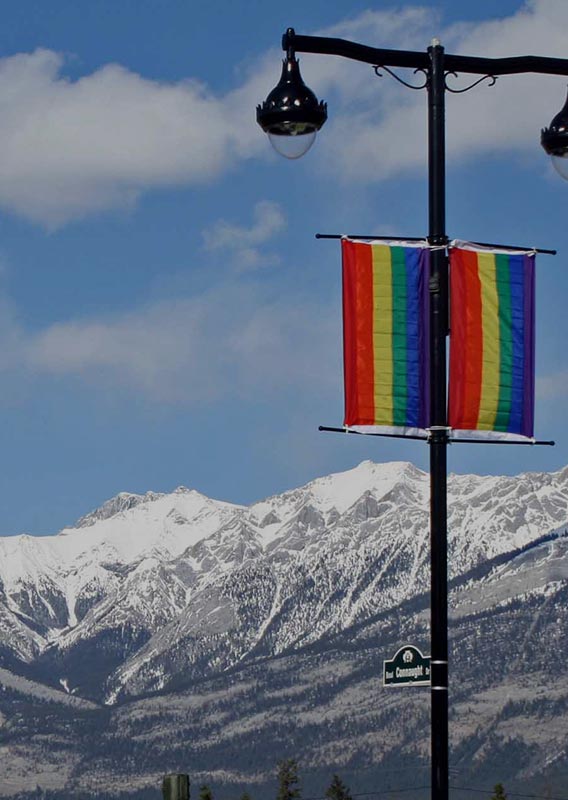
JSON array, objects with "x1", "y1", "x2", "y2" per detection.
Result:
[{"x1": 522, "y1": 254, "x2": 535, "y2": 438}]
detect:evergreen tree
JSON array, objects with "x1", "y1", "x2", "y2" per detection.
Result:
[
  {"x1": 199, "y1": 785, "x2": 213, "y2": 800},
  {"x1": 491, "y1": 784, "x2": 507, "y2": 800},
  {"x1": 276, "y1": 759, "x2": 301, "y2": 800},
  {"x1": 325, "y1": 775, "x2": 352, "y2": 800}
]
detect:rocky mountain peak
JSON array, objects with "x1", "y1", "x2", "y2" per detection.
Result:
[{"x1": 74, "y1": 491, "x2": 164, "y2": 528}]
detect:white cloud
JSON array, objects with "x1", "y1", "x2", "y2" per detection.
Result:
[
  {"x1": 0, "y1": 49, "x2": 263, "y2": 227},
  {"x1": 312, "y1": 0, "x2": 568, "y2": 181},
  {"x1": 0, "y1": 2, "x2": 564, "y2": 226},
  {"x1": 202, "y1": 200, "x2": 286, "y2": 271}
]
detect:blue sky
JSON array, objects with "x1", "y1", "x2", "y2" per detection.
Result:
[{"x1": 0, "y1": 0, "x2": 567, "y2": 535}]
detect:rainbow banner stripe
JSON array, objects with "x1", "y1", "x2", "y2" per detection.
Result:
[
  {"x1": 448, "y1": 245, "x2": 535, "y2": 439},
  {"x1": 342, "y1": 238, "x2": 430, "y2": 433}
]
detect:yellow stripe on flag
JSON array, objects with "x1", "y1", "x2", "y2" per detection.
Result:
[
  {"x1": 477, "y1": 253, "x2": 500, "y2": 430},
  {"x1": 372, "y1": 245, "x2": 393, "y2": 425}
]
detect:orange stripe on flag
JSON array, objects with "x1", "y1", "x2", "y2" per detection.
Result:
[
  {"x1": 449, "y1": 251, "x2": 466, "y2": 429},
  {"x1": 461, "y1": 250, "x2": 483, "y2": 428}
]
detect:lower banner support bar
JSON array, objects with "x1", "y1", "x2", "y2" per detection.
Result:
[
  {"x1": 319, "y1": 426, "x2": 555, "y2": 446},
  {"x1": 319, "y1": 425, "x2": 428, "y2": 441}
]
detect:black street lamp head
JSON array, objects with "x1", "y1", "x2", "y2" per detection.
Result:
[
  {"x1": 257, "y1": 38, "x2": 327, "y2": 159},
  {"x1": 541, "y1": 89, "x2": 568, "y2": 180}
]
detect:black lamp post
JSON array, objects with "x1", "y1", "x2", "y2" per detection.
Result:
[{"x1": 257, "y1": 27, "x2": 568, "y2": 800}]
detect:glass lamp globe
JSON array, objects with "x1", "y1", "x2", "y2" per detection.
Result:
[
  {"x1": 551, "y1": 153, "x2": 568, "y2": 180},
  {"x1": 268, "y1": 130, "x2": 317, "y2": 159}
]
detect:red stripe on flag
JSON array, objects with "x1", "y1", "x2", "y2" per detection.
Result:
[
  {"x1": 448, "y1": 250, "x2": 466, "y2": 429},
  {"x1": 449, "y1": 249, "x2": 483, "y2": 429},
  {"x1": 342, "y1": 240, "x2": 375, "y2": 425}
]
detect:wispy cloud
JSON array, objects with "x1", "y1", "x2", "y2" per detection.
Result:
[
  {"x1": 3, "y1": 280, "x2": 338, "y2": 405},
  {"x1": 202, "y1": 201, "x2": 286, "y2": 271}
]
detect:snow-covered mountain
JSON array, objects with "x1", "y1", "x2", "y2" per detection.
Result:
[
  {"x1": 0, "y1": 461, "x2": 567, "y2": 797},
  {"x1": 2, "y1": 461, "x2": 568, "y2": 699}
]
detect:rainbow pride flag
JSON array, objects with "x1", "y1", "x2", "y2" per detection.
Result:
[
  {"x1": 342, "y1": 238, "x2": 430, "y2": 434},
  {"x1": 448, "y1": 244, "x2": 535, "y2": 439}
]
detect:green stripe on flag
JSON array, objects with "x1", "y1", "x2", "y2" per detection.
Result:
[
  {"x1": 494, "y1": 253, "x2": 513, "y2": 431},
  {"x1": 391, "y1": 247, "x2": 408, "y2": 427}
]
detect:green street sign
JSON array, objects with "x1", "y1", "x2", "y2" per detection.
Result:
[{"x1": 383, "y1": 645, "x2": 431, "y2": 687}]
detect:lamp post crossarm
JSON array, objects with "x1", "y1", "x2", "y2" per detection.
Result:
[
  {"x1": 283, "y1": 32, "x2": 429, "y2": 70},
  {"x1": 284, "y1": 31, "x2": 568, "y2": 78},
  {"x1": 446, "y1": 53, "x2": 568, "y2": 77}
]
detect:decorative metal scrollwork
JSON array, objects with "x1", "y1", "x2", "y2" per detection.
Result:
[
  {"x1": 444, "y1": 71, "x2": 497, "y2": 93},
  {"x1": 374, "y1": 64, "x2": 429, "y2": 90}
]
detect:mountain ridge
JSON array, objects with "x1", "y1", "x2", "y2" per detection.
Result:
[{"x1": 0, "y1": 460, "x2": 567, "y2": 796}]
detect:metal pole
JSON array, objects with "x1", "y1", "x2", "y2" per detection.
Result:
[
  {"x1": 427, "y1": 40, "x2": 449, "y2": 800},
  {"x1": 274, "y1": 24, "x2": 568, "y2": 800},
  {"x1": 162, "y1": 774, "x2": 190, "y2": 800}
]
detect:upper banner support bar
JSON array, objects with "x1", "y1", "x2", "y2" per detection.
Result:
[{"x1": 315, "y1": 233, "x2": 557, "y2": 256}]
